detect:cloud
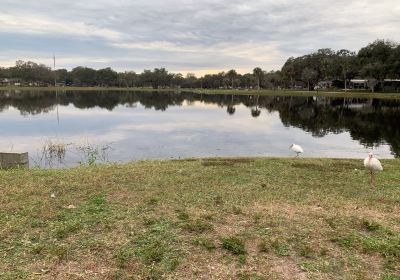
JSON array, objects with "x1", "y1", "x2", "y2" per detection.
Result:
[
  {"x1": 0, "y1": 0, "x2": 399, "y2": 74},
  {"x1": 0, "y1": 14, "x2": 123, "y2": 41}
]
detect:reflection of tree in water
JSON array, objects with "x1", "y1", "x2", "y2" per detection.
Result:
[
  {"x1": 226, "y1": 94, "x2": 235, "y2": 115},
  {"x1": 1, "y1": 90, "x2": 400, "y2": 156},
  {"x1": 250, "y1": 95, "x2": 261, "y2": 118}
]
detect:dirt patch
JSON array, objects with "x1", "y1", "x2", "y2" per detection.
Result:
[
  {"x1": 291, "y1": 162, "x2": 327, "y2": 171},
  {"x1": 291, "y1": 160, "x2": 358, "y2": 172},
  {"x1": 201, "y1": 158, "x2": 255, "y2": 167},
  {"x1": 171, "y1": 158, "x2": 199, "y2": 162},
  {"x1": 269, "y1": 256, "x2": 309, "y2": 280}
]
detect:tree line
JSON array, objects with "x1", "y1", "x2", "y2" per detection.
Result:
[{"x1": 0, "y1": 39, "x2": 399, "y2": 91}]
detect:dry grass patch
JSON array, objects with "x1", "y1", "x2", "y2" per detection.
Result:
[{"x1": 0, "y1": 157, "x2": 399, "y2": 279}]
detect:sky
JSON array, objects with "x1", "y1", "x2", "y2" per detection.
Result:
[{"x1": 0, "y1": 0, "x2": 399, "y2": 76}]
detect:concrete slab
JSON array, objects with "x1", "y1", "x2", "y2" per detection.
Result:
[{"x1": 0, "y1": 152, "x2": 29, "y2": 169}]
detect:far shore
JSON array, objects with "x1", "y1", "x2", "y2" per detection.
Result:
[{"x1": 1, "y1": 86, "x2": 400, "y2": 99}]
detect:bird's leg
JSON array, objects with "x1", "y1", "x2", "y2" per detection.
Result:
[
  {"x1": 369, "y1": 171, "x2": 374, "y2": 188},
  {"x1": 296, "y1": 153, "x2": 299, "y2": 158},
  {"x1": 372, "y1": 172, "x2": 376, "y2": 188}
]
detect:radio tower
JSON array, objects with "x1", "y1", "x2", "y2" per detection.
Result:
[
  {"x1": 53, "y1": 54, "x2": 56, "y2": 87},
  {"x1": 53, "y1": 53, "x2": 59, "y2": 124}
]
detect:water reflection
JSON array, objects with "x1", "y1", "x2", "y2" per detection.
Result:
[{"x1": 0, "y1": 90, "x2": 399, "y2": 165}]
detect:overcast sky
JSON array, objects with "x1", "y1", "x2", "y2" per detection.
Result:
[{"x1": 1, "y1": 0, "x2": 399, "y2": 75}]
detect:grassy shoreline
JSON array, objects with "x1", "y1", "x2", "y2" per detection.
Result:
[
  {"x1": 1, "y1": 157, "x2": 399, "y2": 279},
  {"x1": 1, "y1": 86, "x2": 400, "y2": 99}
]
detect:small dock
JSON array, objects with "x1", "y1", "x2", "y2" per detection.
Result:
[{"x1": 0, "y1": 152, "x2": 29, "y2": 169}]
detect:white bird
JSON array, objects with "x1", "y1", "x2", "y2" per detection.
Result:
[
  {"x1": 364, "y1": 153, "x2": 383, "y2": 187},
  {"x1": 290, "y1": 144, "x2": 304, "y2": 157},
  {"x1": 50, "y1": 193, "x2": 55, "y2": 198}
]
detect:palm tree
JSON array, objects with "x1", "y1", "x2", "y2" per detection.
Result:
[
  {"x1": 227, "y1": 94, "x2": 236, "y2": 115},
  {"x1": 250, "y1": 95, "x2": 261, "y2": 117},
  {"x1": 253, "y1": 67, "x2": 263, "y2": 89}
]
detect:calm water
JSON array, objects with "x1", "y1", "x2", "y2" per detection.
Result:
[{"x1": 1, "y1": 90, "x2": 399, "y2": 167}]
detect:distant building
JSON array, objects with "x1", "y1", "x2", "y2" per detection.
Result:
[
  {"x1": 317, "y1": 80, "x2": 333, "y2": 89},
  {"x1": 384, "y1": 79, "x2": 400, "y2": 91},
  {"x1": 0, "y1": 78, "x2": 9, "y2": 86},
  {"x1": 349, "y1": 79, "x2": 368, "y2": 89},
  {"x1": 0, "y1": 78, "x2": 21, "y2": 86}
]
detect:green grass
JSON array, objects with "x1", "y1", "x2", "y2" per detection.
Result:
[
  {"x1": 1, "y1": 86, "x2": 400, "y2": 99},
  {"x1": 0, "y1": 157, "x2": 399, "y2": 279}
]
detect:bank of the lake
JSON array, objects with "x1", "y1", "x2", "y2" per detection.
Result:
[
  {"x1": 2, "y1": 86, "x2": 400, "y2": 99},
  {"x1": 1, "y1": 157, "x2": 399, "y2": 279}
]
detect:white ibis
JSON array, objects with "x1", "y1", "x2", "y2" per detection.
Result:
[
  {"x1": 290, "y1": 144, "x2": 304, "y2": 157},
  {"x1": 364, "y1": 153, "x2": 383, "y2": 187}
]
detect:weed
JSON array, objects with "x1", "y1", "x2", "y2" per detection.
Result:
[
  {"x1": 272, "y1": 240, "x2": 290, "y2": 256},
  {"x1": 214, "y1": 195, "x2": 223, "y2": 206},
  {"x1": 381, "y1": 274, "x2": 400, "y2": 280},
  {"x1": 253, "y1": 213, "x2": 262, "y2": 224},
  {"x1": 175, "y1": 209, "x2": 190, "y2": 221},
  {"x1": 331, "y1": 232, "x2": 357, "y2": 249},
  {"x1": 232, "y1": 206, "x2": 243, "y2": 215},
  {"x1": 30, "y1": 243, "x2": 45, "y2": 255},
  {"x1": 237, "y1": 272, "x2": 265, "y2": 280},
  {"x1": 238, "y1": 254, "x2": 247, "y2": 265},
  {"x1": 193, "y1": 237, "x2": 216, "y2": 251},
  {"x1": 147, "y1": 197, "x2": 160, "y2": 206},
  {"x1": 298, "y1": 244, "x2": 314, "y2": 258},
  {"x1": 55, "y1": 220, "x2": 82, "y2": 239},
  {"x1": 182, "y1": 219, "x2": 213, "y2": 233},
  {"x1": 49, "y1": 243, "x2": 69, "y2": 260},
  {"x1": 299, "y1": 262, "x2": 319, "y2": 272},
  {"x1": 258, "y1": 240, "x2": 269, "y2": 253},
  {"x1": 362, "y1": 218, "x2": 381, "y2": 231},
  {"x1": 141, "y1": 239, "x2": 166, "y2": 264},
  {"x1": 220, "y1": 236, "x2": 246, "y2": 255},
  {"x1": 114, "y1": 244, "x2": 134, "y2": 268},
  {"x1": 143, "y1": 217, "x2": 158, "y2": 227}
]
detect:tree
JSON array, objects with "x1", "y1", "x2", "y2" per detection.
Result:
[
  {"x1": 227, "y1": 105, "x2": 236, "y2": 115},
  {"x1": 8, "y1": 60, "x2": 53, "y2": 85},
  {"x1": 265, "y1": 71, "x2": 282, "y2": 89},
  {"x1": 0, "y1": 67, "x2": 9, "y2": 78},
  {"x1": 118, "y1": 71, "x2": 137, "y2": 87},
  {"x1": 358, "y1": 39, "x2": 397, "y2": 90},
  {"x1": 139, "y1": 70, "x2": 153, "y2": 87},
  {"x1": 97, "y1": 67, "x2": 118, "y2": 87},
  {"x1": 336, "y1": 49, "x2": 357, "y2": 91},
  {"x1": 281, "y1": 58, "x2": 296, "y2": 88},
  {"x1": 301, "y1": 68, "x2": 318, "y2": 90},
  {"x1": 172, "y1": 73, "x2": 184, "y2": 88},
  {"x1": 253, "y1": 67, "x2": 263, "y2": 89},
  {"x1": 240, "y1": 73, "x2": 254, "y2": 88},
  {"x1": 226, "y1": 69, "x2": 237, "y2": 89},
  {"x1": 388, "y1": 45, "x2": 400, "y2": 78},
  {"x1": 183, "y1": 73, "x2": 197, "y2": 88},
  {"x1": 55, "y1": 69, "x2": 68, "y2": 85},
  {"x1": 70, "y1": 66, "x2": 97, "y2": 86},
  {"x1": 366, "y1": 78, "x2": 378, "y2": 92}
]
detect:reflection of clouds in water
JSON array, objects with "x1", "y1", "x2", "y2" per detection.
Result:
[{"x1": 0, "y1": 99, "x2": 396, "y2": 166}]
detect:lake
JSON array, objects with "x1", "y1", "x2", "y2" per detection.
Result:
[{"x1": 0, "y1": 90, "x2": 399, "y2": 167}]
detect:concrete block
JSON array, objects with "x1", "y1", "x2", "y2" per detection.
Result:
[{"x1": 0, "y1": 152, "x2": 29, "y2": 169}]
